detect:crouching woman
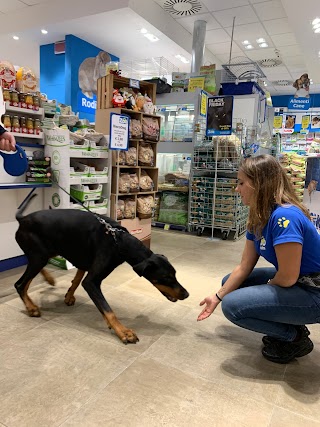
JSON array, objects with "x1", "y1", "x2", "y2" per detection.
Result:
[{"x1": 198, "y1": 154, "x2": 320, "y2": 364}]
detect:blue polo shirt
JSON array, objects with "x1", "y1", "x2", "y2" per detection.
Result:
[{"x1": 246, "y1": 205, "x2": 320, "y2": 275}]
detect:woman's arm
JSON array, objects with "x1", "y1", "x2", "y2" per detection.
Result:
[
  {"x1": 197, "y1": 239, "x2": 259, "y2": 321},
  {"x1": 269, "y1": 242, "x2": 302, "y2": 287},
  {"x1": 216, "y1": 239, "x2": 260, "y2": 298}
]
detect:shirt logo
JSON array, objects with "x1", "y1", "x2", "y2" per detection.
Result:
[
  {"x1": 278, "y1": 217, "x2": 290, "y2": 228},
  {"x1": 260, "y1": 237, "x2": 266, "y2": 251}
]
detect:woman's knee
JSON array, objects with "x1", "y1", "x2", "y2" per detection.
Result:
[
  {"x1": 221, "y1": 273, "x2": 231, "y2": 286},
  {"x1": 221, "y1": 292, "x2": 242, "y2": 322}
]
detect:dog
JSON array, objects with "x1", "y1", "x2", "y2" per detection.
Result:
[
  {"x1": 308, "y1": 179, "x2": 318, "y2": 202},
  {"x1": 14, "y1": 194, "x2": 189, "y2": 344}
]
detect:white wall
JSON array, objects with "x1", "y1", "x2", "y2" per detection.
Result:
[{"x1": 0, "y1": 36, "x2": 40, "y2": 77}]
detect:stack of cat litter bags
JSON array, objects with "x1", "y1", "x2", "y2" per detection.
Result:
[{"x1": 279, "y1": 153, "x2": 306, "y2": 201}]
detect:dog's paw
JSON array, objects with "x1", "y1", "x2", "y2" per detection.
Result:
[
  {"x1": 28, "y1": 307, "x2": 41, "y2": 317},
  {"x1": 121, "y1": 328, "x2": 139, "y2": 344},
  {"x1": 64, "y1": 294, "x2": 76, "y2": 306}
]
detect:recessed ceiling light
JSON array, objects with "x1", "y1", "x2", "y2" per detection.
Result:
[
  {"x1": 242, "y1": 40, "x2": 250, "y2": 45},
  {"x1": 41, "y1": 29, "x2": 48, "y2": 34},
  {"x1": 245, "y1": 44, "x2": 253, "y2": 50},
  {"x1": 315, "y1": 27, "x2": 320, "y2": 33},
  {"x1": 313, "y1": 23, "x2": 320, "y2": 30},
  {"x1": 175, "y1": 54, "x2": 190, "y2": 64},
  {"x1": 12, "y1": 35, "x2": 19, "y2": 40},
  {"x1": 259, "y1": 42, "x2": 268, "y2": 48},
  {"x1": 140, "y1": 28, "x2": 148, "y2": 34},
  {"x1": 256, "y1": 38, "x2": 265, "y2": 43},
  {"x1": 144, "y1": 33, "x2": 159, "y2": 42},
  {"x1": 312, "y1": 18, "x2": 320, "y2": 25}
]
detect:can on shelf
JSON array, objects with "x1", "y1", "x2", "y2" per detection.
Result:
[
  {"x1": 11, "y1": 90, "x2": 19, "y2": 107},
  {"x1": 25, "y1": 93, "x2": 34, "y2": 110},
  {"x1": 3, "y1": 115, "x2": 12, "y2": 132},
  {"x1": 33, "y1": 95, "x2": 40, "y2": 111},
  {"x1": 2, "y1": 89, "x2": 11, "y2": 102},
  {"x1": 12, "y1": 115, "x2": 20, "y2": 133},
  {"x1": 20, "y1": 116, "x2": 28, "y2": 134},
  {"x1": 19, "y1": 93, "x2": 27, "y2": 109},
  {"x1": 34, "y1": 118, "x2": 41, "y2": 135},
  {"x1": 27, "y1": 117, "x2": 34, "y2": 134}
]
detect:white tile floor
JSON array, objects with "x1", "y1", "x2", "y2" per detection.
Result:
[{"x1": 0, "y1": 230, "x2": 319, "y2": 427}]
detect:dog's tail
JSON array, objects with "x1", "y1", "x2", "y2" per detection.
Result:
[{"x1": 16, "y1": 193, "x2": 37, "y2": 222}]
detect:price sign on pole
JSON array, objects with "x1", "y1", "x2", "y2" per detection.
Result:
[{"x1": 109, "y1": 113, "x2": 130, "y2": 151}]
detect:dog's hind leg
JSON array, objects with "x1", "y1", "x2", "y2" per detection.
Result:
[
  {"x1": 40, "y1": 269, "x2": 55, "y2": 286},
  {"x1": 64, "y1": 269, "x2": 86, "y2": 306},
  {"x1": 14, "y1": 258, "x2": 48, "y2": 317},
  {"x1": 82, "y1": 269, "x2": 139, "y2": 344}
]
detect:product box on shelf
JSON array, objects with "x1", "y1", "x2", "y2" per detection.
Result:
[
  {"x1": 70, "y1": 139, "x2": 90, "y2": 151},
  {"x1": 70, "y1": 184, "x2": 102, "y2": 202},
  {"x1": 25, "y1": 156, "x2": 51, "y2": 183},
  {"x1": 121, "y1": 217, "x2": 152, "y2": 248}
]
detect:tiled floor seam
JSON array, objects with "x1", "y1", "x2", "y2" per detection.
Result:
[
  {"x1": 57, "y1": 356, "x2": 140, "y2": 427},
  {"x1": 272, "y1": 404, "x2": 320, "y2": 424}
]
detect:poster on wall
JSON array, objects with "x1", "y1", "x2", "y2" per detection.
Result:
[
  {"x1": 284, "y1": 114, "x2": 296, "y2": 129},
  {"x1": 311, "y1": 115, "x2": 320, "y2": 130},
  {"x1": 77, "y1": 50, "x2": 112, "y2": 115},
  {"x1": 206, "y1": 95, "x2": 233, "y2": 136},
  {"x1": 304, "y1": 157, "x2": 320, "y2": 233}
]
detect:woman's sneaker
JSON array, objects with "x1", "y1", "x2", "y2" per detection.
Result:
[
  {"x1": 262, "y1": 325, "x2": 310, "y2": 346},
  {"x1": 262, "y1": 328, "x2": 313, "y2": 364}
]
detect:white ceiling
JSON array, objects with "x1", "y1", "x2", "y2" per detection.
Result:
[{"x1": 0, "y1": 0, "x2": 319, "y2": 96}]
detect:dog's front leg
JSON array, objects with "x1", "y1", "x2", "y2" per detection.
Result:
[
  {"x1": 64, "y1": 269, "x2": 86, "y2": 306},
  {"x1": 82, "y1": 271, "x2": 139, "y2": 344}
]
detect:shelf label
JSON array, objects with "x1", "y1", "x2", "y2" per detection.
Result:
[
  {"x1": 129, "y1": 79, "x2": 140, "y2": 89},
  {"x1": 109, "y1": 113, "x2": 130, "y2": 151}
]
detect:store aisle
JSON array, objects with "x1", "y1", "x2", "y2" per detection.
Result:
[{"x1": 0, "y1": 230, "x2": 320, "y2": 427}]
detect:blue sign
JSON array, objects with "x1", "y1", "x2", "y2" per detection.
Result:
[
  {"x1": 77, "y1": 91, "x2": 97, "y2": 114},
  {"x1": 288, "y1": 97, "x2": 310, "y2": 110}
]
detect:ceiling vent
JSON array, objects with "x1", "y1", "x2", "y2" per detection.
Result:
[
  {"x1": 257, "y1": 58, "x2": 282, "y2": 68},
  {"x1": 272, "y1": 80, "x2": 292, "y2": 86},
  {"x1": 163, "y1": 0, "x2": 202, "y2": 16}
]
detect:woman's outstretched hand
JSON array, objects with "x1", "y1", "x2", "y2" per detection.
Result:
[{"x1": 197, "y1": 295, "x2": 221, "y2": 321}]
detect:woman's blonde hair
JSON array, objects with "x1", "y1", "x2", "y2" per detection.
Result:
[{"x1": 240, "y1": 154, "x2": 310, "y2": 238}]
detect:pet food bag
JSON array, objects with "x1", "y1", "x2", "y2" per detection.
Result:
[
  {"x1": 129, "y1": 173, "x2": 139, "y2": 193},
  {"x1": 137, "y1": 195, "x2": 154, "y2": 219},
  {"x1": 139, "y1": 170, "x2": 154, "y2": 192},
  {"x1": 118, "y1": 173, "x2": 131, "y2": 193},
  {"x1": 158, "y1": 191, "x2": 188, "y2": 226},
  {"x1": 142, "y1": 117, "x2": 159, "y2": 141},
  {"x1": 129, "y1": 119, "x2": 142, "y2": 139},
  {"x1": 138, "y1": 143, "x2": 154, "y2": 166},
  {"x1": 124, "y1": 198, "x2": 136, "y2": 219},
  {"x1": 0, "y1": 60, "x2": 16, "y2": 89},
  {"x1": 117, "y1": 199, "x2": 125, "y2": 220},
  {"x1": 125, "y1": 147, "x2": 137, "y2": 166}
]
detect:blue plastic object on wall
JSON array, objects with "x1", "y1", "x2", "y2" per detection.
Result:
[{"x1": 0, "y1": 144, "x2": 28, "y2": 176}]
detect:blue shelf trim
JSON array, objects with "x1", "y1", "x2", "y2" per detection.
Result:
[
  {"x1": 16, "y1": 142, "x2": 45, "y2": 148},
  {"x1": 0, "y1": 183, "x2": 51, "y2": 190},
  {"x1": 0, "y1": 255, "x2": 27, "y2": 272}
]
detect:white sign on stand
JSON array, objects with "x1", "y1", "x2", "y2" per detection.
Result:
[{"x1": 109, "y1": 113, "x2": 130, "y2": 151}]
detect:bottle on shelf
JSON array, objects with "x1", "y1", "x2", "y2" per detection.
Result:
[
  {"x1": 26, "y1": 117, "x2": 34, "y2": 135},
  {"x1": 12, "y1": 115, "x2": 20, "y2": 133},
  {"x1": 3, "y1": 115, "x2": 11, "y2": 131},
  {"x1": 20, "y1": 116, "x2": 27, "y2": 134},
  {"x1": 34, "y1": 118, "x2": 41, "y2": 135}
]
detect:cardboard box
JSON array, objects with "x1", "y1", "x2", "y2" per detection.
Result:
[{"x1": 121, "y1": 217, "x2": 151, "y2": 248}]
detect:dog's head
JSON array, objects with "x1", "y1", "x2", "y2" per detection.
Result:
[{"x1": 133, "y1": 254, "x2": 189, "y2": 302}]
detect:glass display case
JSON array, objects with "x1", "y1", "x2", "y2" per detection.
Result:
[{"x1": 157, "y1": 104, "x2": 194, "y2": 143}]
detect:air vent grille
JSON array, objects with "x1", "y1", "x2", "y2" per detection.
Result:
[
  {"x1": 257, "y1": 58, "x2": 282, "y2": 68},
  {"x1": 163, "y1": 0, "x2": 202, "y2": 16}
]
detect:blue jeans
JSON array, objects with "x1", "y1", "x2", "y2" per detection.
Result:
[{"x1": 221, "y1": 268, "x2": 320, "y2": 341}]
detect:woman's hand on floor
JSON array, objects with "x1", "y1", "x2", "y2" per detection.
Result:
[{"x1": 197, "y1": 295, "x2": 220, "y2": 321}]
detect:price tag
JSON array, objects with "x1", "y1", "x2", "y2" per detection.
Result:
[
  {"x1": 129, "y1": 79, "x2": 140, "y2": 89},
  {"x1": 109, "y1": 113, "x2": 130, "y2": 151},
  {"x1": 164, "y1": 224, "x2": 170, "y2": 231}
]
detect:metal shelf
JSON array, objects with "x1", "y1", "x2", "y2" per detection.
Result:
[{"x1": 0, "y1": 183, "x2": 51, "y2": 190}]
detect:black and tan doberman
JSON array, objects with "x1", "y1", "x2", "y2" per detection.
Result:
[{"x1": 14, "y1": 194, "x2": 189, "y2": 343}]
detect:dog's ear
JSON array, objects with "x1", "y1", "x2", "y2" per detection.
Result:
[{"x1": 132, "y1": 254, "x2": 161, "y2": 276}]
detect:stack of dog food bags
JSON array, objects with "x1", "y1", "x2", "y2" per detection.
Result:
[{"x1": 279, "y1": 153, "x2": 306, "y2": 202}]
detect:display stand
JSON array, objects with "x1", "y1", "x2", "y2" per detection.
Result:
[{"x1": 96, "y1": 75, "x2": 158, "y2": 248}]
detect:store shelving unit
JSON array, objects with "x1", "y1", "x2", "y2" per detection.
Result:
[
  {"x1": 95, "y1": 74, "x2": 159, "y2": 247},
  {"x1": 44, "y1": 129, "x2": 110, "y2": 214}
]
